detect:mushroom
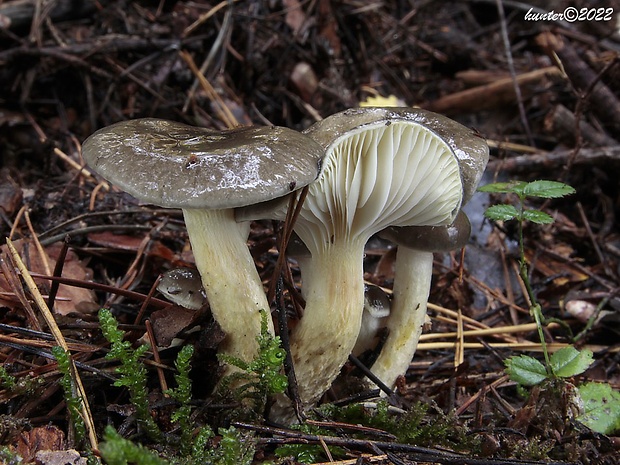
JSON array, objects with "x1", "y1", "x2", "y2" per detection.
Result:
[
  {"x1": 268, "y1": 107, "x2": 468, "y2": 418},
  {"x1": 352, "y1": 284, "x2": 391, "y2": 358},
  {"x1": 370, "y1": 211, "x2": 473, "y2": 389},
  {"x1": 157, "y1": 267, "x2": 206, "y2": 310},
  {"x1": 362, "y1": 106, "x2": 488, "y2": 390},
  {"x1": 82, "y1": 118, "x2": 324, "y2": 367}
]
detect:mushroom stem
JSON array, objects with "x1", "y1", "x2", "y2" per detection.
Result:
[
  {"x1": 369, "y1": 249, "x2": 434, "y2": 389},
  {"x1": 275, "y1": 239, "x2": 366, "y2": 415},
  {"x1": 182, "y1": 208, "x2": 274, "y2": 365}
]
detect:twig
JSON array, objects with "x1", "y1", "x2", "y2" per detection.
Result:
[
  {"x1": 182, "y1": 0, "x2": 235, "y2": 112},
  {"x1": 47, "y1": 235, "x2": 70, "y2": 311},
  {"x1": 145, "y1": 319, "x2": 169, "y2": 394},
  {"x1": 425, "y1": 67, "x2": 560, "y2": 115},
  {"x1": 179, "y1": 50, "x2": 238, "y2": 128},
  {"x1": 233, "y1": 421, "x2": 578, "y2": 465},
  {"x1": 495, "y1": 0, "x2": 534, "y2": 146},
  {"x1": 5, "y1": 239, "x2": 99, "y2": 451},
  {"x1": 487, "y1": 146, "x2": 620, "y2": 173},
  {"x1": 419, "y1": 321, "x2": 559, "y2": 342},
  {"x1": 274, "y1": 276, "x2": 305, "y2": 422}
]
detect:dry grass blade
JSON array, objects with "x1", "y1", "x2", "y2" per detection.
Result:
[
  {"x1": 5, "y1": 238, "x2": 99, "y2": 451},
  {"x1": 179, "y1": 49, "x2": 238, "y2": 128},
  {"x1": 419, "y1": 322, "x2": 560, "y2": 342},
  {"x1": 416, "y1": 341, "x2": 617, "y2": 353}
]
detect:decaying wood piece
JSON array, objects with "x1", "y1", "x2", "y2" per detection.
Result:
[
  {"x1": 544, "y1": 104, "x2": 618, "y2": 147},
  {"x1": 536, "y1": 31, "x2": 620, "y2": 132},
  {"x1": 424, "y1": 67, "x2": 561, "y2": 115},
  {"x1": 488, "y1": 146, "x2": 620, "y2": 173}
]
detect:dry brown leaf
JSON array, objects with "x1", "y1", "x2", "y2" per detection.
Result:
[
  {"x1": 14, "y1": 425, "x2": 65, "y2": 463},
  {"x1": 149, "y1": 305, "x2": 198, "y2": 348},
  {"x1": 0, "y1": 239, "x2": 97, "y2": 315},
  {"x1": 87, "y1": 231, "x2": 176, "y2": 262}
]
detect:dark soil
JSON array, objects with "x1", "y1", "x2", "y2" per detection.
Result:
[{"x1": 1, "y1": 1, "x2": 619, "y2": 464}]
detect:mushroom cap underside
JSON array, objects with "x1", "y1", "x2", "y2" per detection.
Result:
[
  {"x1": 303, "y1": 107, "x2": 489, "y2": 204},
  {"x1": 82, "y1": 118, "x2": 324, "y2": 209},
  {"x1": 296, "y1": 117, "x2": 465, "y2": 250}
]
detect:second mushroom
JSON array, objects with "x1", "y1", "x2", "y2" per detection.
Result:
[{"x1": 268, "y1": 107, "x2": 485, "y2": 419}]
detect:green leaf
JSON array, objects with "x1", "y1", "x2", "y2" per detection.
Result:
[
  {"x1": 505, "y1": 355, "x2": 548, "y2": 386},
  {"x1": 577, "y1": 382, "x2": 620, "y2": 434},
  {"x1": 484, "y1": 204, "x2": 519, "y2": 221},
  {"x1": 523, "y1": 180, "x2": 576, "y2": 199},
  {"x1": 478, "y1": 181, "x2": 527, "y2": 194},
  {"x1": 550, "y1": 347, "x2": 593, "y2": 378},
  {"x1": 522, "y1": 209, "x2": 554, "y2": 224}
]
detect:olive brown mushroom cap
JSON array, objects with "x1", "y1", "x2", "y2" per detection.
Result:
[
  {"x1": 379, "y1": 210, "x2": 471, "y2": 252},
  {"x1": 82, "y1": 118, "x2": 324, "y2": 209}
]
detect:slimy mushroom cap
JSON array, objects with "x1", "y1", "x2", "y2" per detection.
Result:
[{"x1": 82, "y1": 118, "x2": 324, "y2": 209}]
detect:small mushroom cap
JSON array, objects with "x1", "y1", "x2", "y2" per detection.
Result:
[
  {"x1": 157, "y1": 267, "x2": 206, "y2": 310},
  {"x1": 304, "y1": 107, "x2": 488, "y2": 204},
  {"x1": 379, "y1": 210, "x2": 471, "y2": 252},
  {"x1": 82, "y1": 118, "x2": 324, "y2": 209},
  {"x1": 364, "y1": 284, "x2": 391, "y2": 319}
]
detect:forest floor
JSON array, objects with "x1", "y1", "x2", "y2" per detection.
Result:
[{"x1": 0, "y1": 1, "x2": 619, "y2": 464}]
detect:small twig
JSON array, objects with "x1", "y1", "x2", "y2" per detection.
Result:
[
  {"x1": 495, "y1": 0, "x2": 534, "y2": 147},
  {"x1": 0, "y1": 254, "x2": 42, "y2": 331},
  {"x1": 275, "y1": 276, "x2": 305, "y2": 422},
  {"x1": 182, "y1": 0, "x2": 235, "y2": 111},
  {"x1": 347, "y1": 354, "x2": 403, "y2": 408},
  {"x1": 133, "y1": 275, "x2": 163, "y2": 326},
  {"x1": 576, "y1": 202, "x2": 613, "y2": 278},
  {"x1": 27, "y1": 272, "x2": 169, "y2": 308},
  {"x1": 47, "y1": 235, "x2": 71, "y2": 311},
  {"x1": 419, "y1": 321, "x2": 559, "y2": 342},
  {"x1": 568, "y1": 54, "x2": 620, "y2": 175},
  {"x1": 234, "y1": 421, "x2": 577, "y2": 465},
  {"x1": 268, "y1": 186, "x2": 309, "y2": 303},
  {"x1": 53, "y1": 147, "x2": 101, "y2": 185},
  {"x1": 179, "y1": 49, "x2": 238, "y2": 128},
  {"x1": 454, "y1": 308, "x2": 464, "y2": 368},
  {"x1": 456, "y1": 375, "x2": 510, "y2": 416},
  {"x1": 24, "y1": 210, "x2": 52, "y2": 277},
  {"x1": 145, "y1": 319, "x2": 169, "y2": 394}
]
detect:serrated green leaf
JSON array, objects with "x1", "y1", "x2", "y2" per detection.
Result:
[
  {"x1": 522, "y1": 209, "x2": 554, "y2": 224},
  {"x1": 577, "y1": 382, "x2": 620, "y2": 434},
  {"x1": 550, "y1": 347, "x2": 593, "y2": 378},
  {"x1": 478, "y1": 181, "x2": 527, "y2": 194},
  {"x1": 505, "y1": 355, "x2": 548, "y2": 386},
  {"x1": 523, "y1": 180, "x2": 576, "y2": 199},
  {"x1": 484, "y1": 204, "x2": 519, "y2": 221}
]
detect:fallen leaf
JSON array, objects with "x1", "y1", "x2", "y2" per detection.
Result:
[
  {"x1": 14, "y1": 425, "x2": 65, "y2": 463},
  {"x1": 0, "y1": 239, "x2": 97, "y2": 315}
]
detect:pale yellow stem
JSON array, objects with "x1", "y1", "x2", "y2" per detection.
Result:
[
  {"x1": 182, "y1": 208, "x2": 274, "y2": 365},
  {"x1": 370, "y1": 248, "x2": 433, "y2": 389},
  {"x1": 271, "y1": 239, "x2": 365, "y2": 420}
]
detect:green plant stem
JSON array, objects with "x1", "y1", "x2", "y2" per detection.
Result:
[{"x1": 517, "y1": 199, "x2": 552, "y2": 373}]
